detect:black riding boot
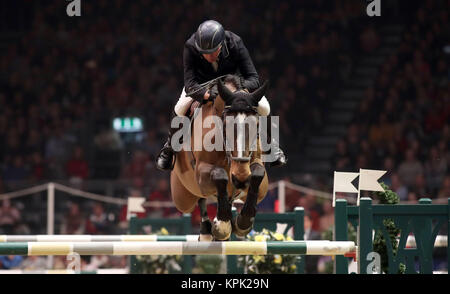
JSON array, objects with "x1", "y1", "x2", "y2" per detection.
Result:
[
  {"x1": 266, "y1": 115, "x2": 287, "y2": 167},
  {"x1": 156, "y1": 112, "x2": 184, "y2": 171}
]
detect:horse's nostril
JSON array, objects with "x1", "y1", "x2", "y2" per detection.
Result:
[{"x1": 232, "y1": 175, "x2": 249, "y2": 189}]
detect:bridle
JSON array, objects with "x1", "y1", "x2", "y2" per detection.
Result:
[
  {"x1": 184, "y1": 75, "x2": 229, "y2": 97},
  {"x1": 221, "y1": 101, "x2": 258, "y2": 164},
  {"x1": 189, "y1": 78, "x2": 260, "y2": 165}
]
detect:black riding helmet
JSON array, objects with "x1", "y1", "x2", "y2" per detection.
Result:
[{"x1": 194, "y1": 20, "x2": 225, "y2": 54}]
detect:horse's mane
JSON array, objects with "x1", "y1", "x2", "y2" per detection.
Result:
[
  {"x1": 222, "y1": 75, "x2": 243, "y2": 92},
  {"x1": 220, "y1": 75, "x2": 258, "y2": 114}
]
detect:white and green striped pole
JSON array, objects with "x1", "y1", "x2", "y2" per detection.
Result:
[
  {"x1": 0, "y1": 241, "x2": 356, "y2": 256},
  {"x1": 0, "y1": 235, "x2": 200, "y2": 242},
  {"x1": 0, "y1": 269, "x2": 128, "y2": 274}
]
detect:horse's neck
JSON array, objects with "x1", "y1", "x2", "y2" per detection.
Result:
[
  {"x1": 191, "y1": 98, "x2": 228, "y2": 167},
  {"x1": 194, "y1": 97, "x2": 224, "y2": 118}
]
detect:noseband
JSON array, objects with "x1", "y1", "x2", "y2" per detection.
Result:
[{"x1": 221, "y1": 103, "x2": 258, "y2": 163}]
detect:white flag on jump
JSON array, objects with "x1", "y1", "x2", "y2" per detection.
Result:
[
  {"x1": 357, "y1": 169, "x2": 386, "y2": 205},
  {"x1": 333, "y1": 171, "x2": 359, "y2": 207},
  {"x1": 127, "y1": 197, "x2": 146, "y2": 220}
]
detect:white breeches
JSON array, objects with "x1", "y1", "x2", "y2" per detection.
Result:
[{"x1": 174, "y1": 87, "x2": 271, "y2": 117}]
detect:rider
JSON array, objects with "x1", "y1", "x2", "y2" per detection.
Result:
[{"x1": 156, "y1": 19, "x2": 287, "y2": 170}]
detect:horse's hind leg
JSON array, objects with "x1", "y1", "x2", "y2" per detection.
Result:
[
  {"x1": 234, "y1": 163, "x2": 265, "y2": 237},
  {"x1": 198, "y1": 198, "x2": 213, "y2": 241},
  {"x1": 210, "y1": 167, "x2": 232, "y2": 240}
]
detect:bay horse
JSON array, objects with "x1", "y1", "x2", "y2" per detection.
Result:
[{"x1": 170, "y1": 75, "x2": 269, "y2": 241}]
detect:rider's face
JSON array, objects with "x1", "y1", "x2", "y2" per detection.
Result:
[{"x1": 202, "y1": 46, "x2": 221, "y2": 63}]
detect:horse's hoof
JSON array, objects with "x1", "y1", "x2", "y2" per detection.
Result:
[
  {"x1": 212, "y1": 217, "x2": 232, "y2": 241},
  {"x1": 200, "y1": 219, "x2": 212, "y2": 235},
  {"x1": 199, "y1": 234, "x2": 214, "y2": 242},
  {"x1": 233, "y1": 216, "x2": 254, "y2": 238}
]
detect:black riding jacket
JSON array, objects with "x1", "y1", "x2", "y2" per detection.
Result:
[{"x1": 183, "y1": 31, "x2": 260, "y2": 102}]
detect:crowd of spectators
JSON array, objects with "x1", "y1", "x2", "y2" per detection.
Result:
[
  {"x1": 331, "y1": 1, "x2": 449, "y2": 203},
  {"x1": 0, "y1": 0, "x2": 369, "y2": 233},
  {"x1": 0, "y1": 0, "x2": 448, "y2": 272},
  {"x1": 0, "y1": 0, "x2": 369, "y2": 184}
]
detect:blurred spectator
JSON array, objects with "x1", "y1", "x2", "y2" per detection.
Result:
[
  {"x1": 304, "y1": 211, "x2": 321, "y2": 241},
  {"x1": 93, "y1": 127, "x2": 123, "y2": 151},
  {"x1": 85, "y1": 202, "x2": 113, "y2": 234},
  {"x1": 29, "y1": 152, "x2": 46, "y2": 181},
  {"x1": 319, "y1": 201, "x2": 334, "y2": 232},
  {"x1": 398, "y1": 149, "x2": 424, "y2": 189},
  {"x1": 304, "y1": 211, "x2": 321, "y2": 274},
  {"x1": 256, "y1": 188, "x2": 276, "y2": 212},
  {"x1": 19, "y1": 256, "x2": 47, "y2": 270},
  {"x1": 0, "y1": 255, "x2": 23, "y2": 269},
  {"x1": 0, "y1": 199, "x2": 21, "y2": 234},
  {"x1": 66, "y1": 146, "x2": 89, "y2": 182},
  {"x1": 284, "y1": 179, "x2": 302, "y2": 212},
  {"x1": 121, "y1": 150, "x2": 149, "y2": 182},
  {"x1": 368, "y1": 114, "x2": 395, "y2": 149},
  {"x1": 406, "y1": 192, "x2": 419, "y2": 204},
  {"x1": 437, "y1": 175, "x2": 450, "y2": 201},
  {"x1": 297, "y1": 194, "x2": 321, "y2": 232},
  {"x1": 137, "y1": 130, "x2": 161, "y2": 161},
  {"x1": 390, "y1": 173, "x2": 408, "y2": 201},
  {"x1": 382, "y1": 157, "x2": 395, "y2": 186},
  {"x1": 52, "y1": 256, "x2": 67, "y2": 270},
  {"x1": 412, "y1": 174, "x2": 428, "y2": 198},
  {"x1": 331, "y1": 140, "x2": 351, "y2": 171},
  {"x1": 360, "y1": 24, "x2": 380, "y2": 53},
  {"x1": 45, "y1": 127, "x2": 70, "y2": 179},
  {"x1": 60, "y1": 202, "x2": 85, "y2": 234},
  {"x1": 424, "y1": 147, "x2": 447, "y2": 195},
  {"x1": 2, "y1": 156, "x2": 29, "y2": 181},
  {"x1": 0, "y1": 178, "x2": 4, "y2": 194},
  {"x1": 147, "y1": 178, "x2": 178, "y2": 218}
]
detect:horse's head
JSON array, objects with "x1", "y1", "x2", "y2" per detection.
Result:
[{"x1": 217, "y1": 75, "x2": 268, "y2": 190}]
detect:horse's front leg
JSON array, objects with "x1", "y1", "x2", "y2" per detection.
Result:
[
  {"x1": 210, "y1": 167, "x2": 232, "y2": 240},
  {"x1": 198, "y1": 198, "x2": 213, "y2": 241},
  {"x1": 234, "y1": 163, "x2": 265, "y2": 237}
]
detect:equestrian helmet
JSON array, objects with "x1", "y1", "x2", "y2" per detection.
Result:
[{"x1": 194, "y1": 20, "x2": 225, "y2": 54}]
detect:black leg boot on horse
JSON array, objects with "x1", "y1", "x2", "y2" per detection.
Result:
[
  {"x1": 233, "y1": 163, "x2": 266, "y2": 237},
  {"x1": 210, "y1": 167, "x2": 232, "y2": 241},
  {"x1": 198, "y1": 198, "x2": 213, "y2": 241},
  {"x1": 266, "y1": 115, "x2": 288, "y2": 167}
]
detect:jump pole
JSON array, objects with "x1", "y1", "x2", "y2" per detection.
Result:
[
  {"x1": 0, "y1": 235, "x2": 200, "y2": 242},
  {"x1": 0, "y1": 269, "x2": 128, "y2": 274},
  {"x1": 0, "y1": 241, "x2": 356, "y2": 256}
]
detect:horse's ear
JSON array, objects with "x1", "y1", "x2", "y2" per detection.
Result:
[
  {"x1": 250, "y1": 80, "x2": 269, "y2": 105},
  {"x1": 217, "y1": 79, "x2": 234, "y2": 105}
]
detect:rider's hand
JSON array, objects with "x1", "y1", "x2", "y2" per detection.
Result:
[
  {"x1": 209, "y1": 85, "x2": 218, "y2": 100},
  {"x1": 203, "y1": 90, "x2": 210, "y2": 100}
]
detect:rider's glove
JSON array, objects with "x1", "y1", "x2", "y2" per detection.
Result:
[{"x1": 209, "y1": 85, "x2": 219, "y2": 100}]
